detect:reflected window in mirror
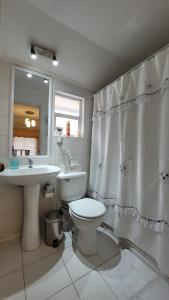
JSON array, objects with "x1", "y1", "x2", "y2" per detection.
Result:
[{"x1": 11, "y1": 67, "x2": 51, "y2": 157}]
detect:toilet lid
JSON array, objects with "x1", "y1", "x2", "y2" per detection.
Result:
[{"x1": 70, "y1": 198, "x2": 106, "y2": 219}]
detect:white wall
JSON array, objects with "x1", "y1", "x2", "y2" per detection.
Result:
[{"x1": 0, "y1": 59, "x2": 93, "y2": 247}]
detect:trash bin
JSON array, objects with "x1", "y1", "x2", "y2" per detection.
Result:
[{"x1": 44, "y1": 210, "x2": 64, "y2": 247}]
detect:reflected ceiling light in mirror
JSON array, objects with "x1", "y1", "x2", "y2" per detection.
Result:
[
  {"x1": 53, "y1": 54, "x2": 59, "y2": 66},
  {"x1": 25, "y1": 117, "x2": 29, "y2": 126},
  {"x1": 30, "y1": 46, "x2": 37, "y2": 60},
  {"x1": 31, "y1": 120, "x2": 36, "y2": 127},
  {"x1": 26, "y1": 73, "x2": 32, "y2": 78},
  {"x1": 25, "y1": 118, "x2": 31, "y2": 128},
  {"x1": 43, "y1": 78, "x2": 48, "y2": 84},
  {"x1": 25, "y1": 118, "x2": 36, "y2": 128},
  {"x1": 25, "y1": 110, "x2": 36, "y2": 128}
]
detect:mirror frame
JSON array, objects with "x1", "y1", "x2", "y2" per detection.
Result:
[{"x1": 9, "y1": 65, "x2": 53, "y2": 158}]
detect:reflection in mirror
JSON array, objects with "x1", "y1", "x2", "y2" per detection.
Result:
[{"x1": 12, "y1": 68, "x2": 50, "y2": 156}]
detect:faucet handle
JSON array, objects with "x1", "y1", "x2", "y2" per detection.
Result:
[{"x1": 28, "y1": 158, "x2": 33, "y2": 168}]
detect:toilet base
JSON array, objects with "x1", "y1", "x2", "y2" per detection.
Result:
[
  {"x1": 77, "y1": 227, "x2": 99, "y2": 256},
  {"x1": 69, "y1": 210, "x2": 103, "y2": 256}
]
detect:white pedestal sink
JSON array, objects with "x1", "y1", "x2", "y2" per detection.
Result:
[{"x1": 0, "y1": 165, "x2": 60, "y2": 251}]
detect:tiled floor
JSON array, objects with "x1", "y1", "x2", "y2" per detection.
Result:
[{"x1": 0, "y1": 229, "x2": 169, "y2": 300}]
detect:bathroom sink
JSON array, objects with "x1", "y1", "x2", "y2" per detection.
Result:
[
  {"x1": 0, "y1": 165, "x2": 60, "y2": 186},
  {"x1": 0, "y1": 164, "x2": 60, "y2": 252}
]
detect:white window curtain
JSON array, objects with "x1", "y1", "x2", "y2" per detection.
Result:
[{"x1": 89, "y1": 47, "x2": 169, "y2": 276}]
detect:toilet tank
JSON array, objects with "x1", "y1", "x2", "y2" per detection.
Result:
[{"x1": 57, "y1": 171, "x2": 87, "y2": 202}]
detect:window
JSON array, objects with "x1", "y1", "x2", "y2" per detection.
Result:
[{"x1": 55, "y1": 92, "x2": 84, "y2": 137}]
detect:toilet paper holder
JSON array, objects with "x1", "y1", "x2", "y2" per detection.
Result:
[{"x1": 42, "y1": 183, "x2": 55, "y2": 198}]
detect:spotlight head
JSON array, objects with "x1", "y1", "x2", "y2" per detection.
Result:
[
  {"x1": 43, "y1": 78, "x2": 48, "y2": 84},
  {"x1": 27, "y1": 73, "x2": 32, "y2": 78},
  {"x1": 30, "y1": 46, "x2": 37, "y2": 60},
  {"x1": 53, "y1": 54, "x2": 58, "y2": 66}
]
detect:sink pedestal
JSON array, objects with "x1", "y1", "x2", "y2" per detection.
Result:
[
  {"x1": 0, "y1": 165, "x2": 61, "y2": 251},
  {"x1": 22, "y1": 184, "x2": 40, "y2": 251}
]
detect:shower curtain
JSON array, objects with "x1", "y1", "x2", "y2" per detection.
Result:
[{"x1": 89, "y1": 46, "x2": 169, "y2": 276}]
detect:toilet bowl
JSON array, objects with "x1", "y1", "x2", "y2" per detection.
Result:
[
  {"x1": 69, "y1": 198, "x2": 106, "y2": 255},
  {"x1": 57, "y1": 171, "x2": 106, "y2": 255}
]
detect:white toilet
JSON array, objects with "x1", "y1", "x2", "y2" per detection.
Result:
[{"x1": 57, "y1": 171, "x2": 106, "y2": 255}]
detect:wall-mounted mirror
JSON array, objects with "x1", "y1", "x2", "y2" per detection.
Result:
[{"x1": 10, "y1": 67, "x2": 51, "y2": 157}]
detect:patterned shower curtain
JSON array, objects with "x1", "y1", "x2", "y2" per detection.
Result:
[{"x1": 89, "y1": 47, "x2": 169, "y2": 275}]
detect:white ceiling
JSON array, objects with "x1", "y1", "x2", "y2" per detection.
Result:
[{"x1": 1, "y1": 0, "x2": 169, "y2": 91}]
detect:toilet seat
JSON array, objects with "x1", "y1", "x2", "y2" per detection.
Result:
[{"x1": 69, "y1": 198, "x2": 106, "y2": 219}]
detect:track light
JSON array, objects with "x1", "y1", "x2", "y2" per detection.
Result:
[
  {"x1": 29, "y1": 44, "x2": 59, "y2": 66},
  {"x1": 53, "y1": 54, "x2": 58, "y2": 66},
  {"x1": 30, "y1": 46, "x2": 37, "y2": 60},
  {"x1": 26, "y1": 73, "x2": 32, "y2": 78},
  {"x1": 43, "y1": 78, "x2": 48, "y2": 84}
]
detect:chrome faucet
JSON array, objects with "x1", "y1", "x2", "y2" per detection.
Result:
[{"x1": 28, "y1": 158, "x2": 33, "y2": 168}]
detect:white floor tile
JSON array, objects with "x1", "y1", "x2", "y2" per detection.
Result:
[
  {"x1": 0, "y1": 244, "x2": 22, "y2": 277},
  {"x1": 98, "y1": 249, "x2": 157, "y2": 300},
  {"x1": 48, "y1": 284, "x2": 80, "y2": 300},
  {"x1": 24, "y1": 252, "x2": 72, "y2": 300},
  {"x1": 0, "y1": 270, "x2": 25, "y2": 300},
  {"x1": 97, "y1": 230, "x2": 120, "y2": 262},
  {"x1": 22, "y1": 241, "x2": 59, "y2": 266},
  {"x1": 74, "y1": 270, "x2": 117, "y2": 300},
  {"x1": 61, "y1": 245, "x2": 102, "y2": 281},
  {"x1": 132, "y1": 276, "x2": 169, "y2": 300},
  {"x1": 131, "y1": 252, "x2": 157, "y2": 282}
]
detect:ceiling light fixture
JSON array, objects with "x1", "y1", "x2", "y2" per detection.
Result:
[
  {"x1": 52, "y1": 54, "x2": 59, "y2": 66},
  {"x1": 30, "y1": 45, "x2": 37, "y2": 60},
  {"x1": 30, "y1": 43, "x2": 58, "y2": 66},
  {"x1": 43, "y1": 78, "x2": 48, "y2": 84},
  {"x1": 26, "y1": 73, "x2": 32, "y2": 78}
]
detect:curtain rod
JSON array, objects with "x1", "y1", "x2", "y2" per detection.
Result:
[{"x1": 94, "y1": 42, "x2": 169, "y2": 97}]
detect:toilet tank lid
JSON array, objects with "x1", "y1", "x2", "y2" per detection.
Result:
[{"x1": 57, "y1": 171, "x2": 87, "y2": 180}]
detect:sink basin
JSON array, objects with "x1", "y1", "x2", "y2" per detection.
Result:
[
  {"x1": 0, "y1": 165, "x2": 60, "y2": 186},
  {"x1": 0, "y1": 164, "x2": 60, "y2": 251}
]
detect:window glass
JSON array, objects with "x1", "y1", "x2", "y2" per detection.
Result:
[
  {"x1": 55, "y1": 117, "x2": 79, "y2": 137},
  {"x1": 55, "y1": 95, "x2": 80, "y2": 116}
]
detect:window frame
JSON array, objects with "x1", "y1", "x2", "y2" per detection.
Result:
[{"x1": 54, "y1": 91, "x2": 84, "y2": 138}]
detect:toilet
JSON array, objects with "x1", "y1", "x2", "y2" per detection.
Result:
[{"x1": 57, "y1": 171, "x2": 106, "y2": 255}]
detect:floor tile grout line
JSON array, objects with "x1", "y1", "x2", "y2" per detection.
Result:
[
  {"x1": 20, "y1": 244, "x2": 27, "y2": 300},
  {"x1": 61, "y1": 251, "x2": 101, "y2": 284},
  {"x1": 59, "y1": 250, "x2": 81, "y2": 300},
  {"x1": 96, "y1": 247, "x2": 163, "y2": 300},
  {"x1": 120, "y1": 242, "x2": 169, "y2": 286},
  {"x1": 127, "y1": 275, "x2": 160, "y2": 300},
  {"x1": 58, "y1": 237, "x2": 83, "y2": 299},
  {"x1": 124, "y1": 243, "x2": 169, "y2": 284},
  {"x1": 59, "y1": 237, "x2": 120, "y2": 285},
  {"x1": 69, "y1": 252, "x2": 122, "y2": 299},
  {"x1": 46, "y1": 282, "x2": 75, "y2": 300},
  {"x1": 0, "y1": 267, "x2": 22, "y2": 280},
  {"x1": 22, "y1": 244, "x2": 72, "y2": 300},
  {"x1": 57, "y1": 244, "x2": 72, "y2": 256},
  {"x1": 0, "y1": 243, "x2": 23, "y2": 280},
  {"x1": 71, "y1": 281, "x2": 81, "y2": 300},
  {"x1": 97, "y1": 251, "x2": 122, "y2": 268},
  {"x1": 21, "y1": 247, "x2": 60, "y2": 268},
  {"x1": 98, "y1": 266, "x2": 120, "y2": 300}
]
